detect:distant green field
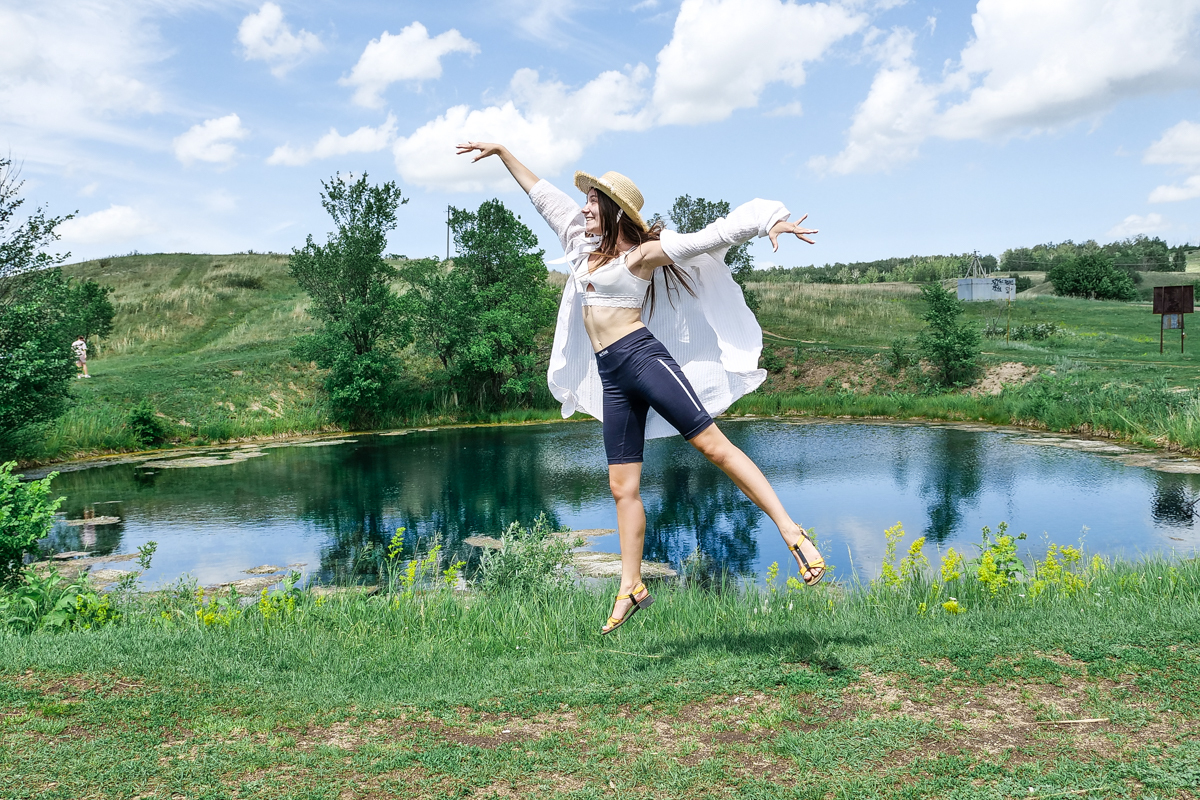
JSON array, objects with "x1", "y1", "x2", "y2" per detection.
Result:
[{"x1": 15, "y1": 255, "x2": 1200, "y2": 463}]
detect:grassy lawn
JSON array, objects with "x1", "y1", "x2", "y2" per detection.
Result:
[{"x1": 2, "y1": 556, "x2": 1198, "y2": 799}]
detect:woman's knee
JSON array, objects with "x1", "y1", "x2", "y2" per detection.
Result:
[
  {"x1": 608, "y1": 464, "x2": 643, "y2": 501},
  {"x1": 690, "y1": 426, "x2": 732, "y2": 465}
]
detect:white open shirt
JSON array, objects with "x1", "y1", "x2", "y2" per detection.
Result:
[{"x1": 529, "y1": 179, "x2": 789, "y2": 440}]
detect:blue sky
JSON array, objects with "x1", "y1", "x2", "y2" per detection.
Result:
[{"x1": 3, "y1": 0, "x2": 1199, "y2": 268}]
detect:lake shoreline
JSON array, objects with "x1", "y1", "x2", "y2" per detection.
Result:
[{"x1": 19, "y1": 406, "x2": 1200, "y2": 479}]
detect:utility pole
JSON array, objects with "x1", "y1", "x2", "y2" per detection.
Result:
[{"x1": 446, "y1": 205, "x2": 451, "y2": 262}]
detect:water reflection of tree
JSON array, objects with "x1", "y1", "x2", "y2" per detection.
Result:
[
  {"x1": 1151, "y1": 473, "x2": 1200, "y2": 527},
  {"x1": 919, "y1": 430, "x2": 984, "y2": 543},
  {"x1": 640, "y1": 453, "x2": 761, "y2": 575},
  {"x1": 301, "y1": 427, "x2": 590, "y2": 581}
]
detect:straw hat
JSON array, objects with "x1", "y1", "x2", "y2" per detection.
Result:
[{"x1": 574, "y1": 170, "x2": 649, "y2": 232}]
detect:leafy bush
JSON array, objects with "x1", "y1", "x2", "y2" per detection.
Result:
[
  {"x1": 1048, "y1": 252, "x2": 1137, "y2": 301},
  {"x1": 915, "y1": 283, "x2": 981, "y2": 387},
  {"x1": 476, "y1": 514, "x2": 580, "y2": 593},
  {"x1": 760, "y1": 348, "x2": 786, "y2": 373},
  {"x1": 0, "y1": 568, "x2": 118, "y2": 632},
  {"x1": 0, "y1": 462, "x2": 62, "y2": 585},
  {"x1": 126, "y1": 399, "x2": 171, "y2": 447},
  {"x1": 984, "y1": 320, "x2": 1059, "y2": 340},
  {"x1": 1009, "y1": 273, "x2": 1034, "y2": 293},
  {"x1": 883, "y1": 339, "x2": 916, "y2": 375}
]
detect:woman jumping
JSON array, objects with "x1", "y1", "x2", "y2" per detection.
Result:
[{"x1": 456, "y1": 142, "x2": 826, "y2": 634}]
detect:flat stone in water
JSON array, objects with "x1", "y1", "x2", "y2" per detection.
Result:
[
  {"x1": 143, "y1": 451, "x2": 266, "y2": 469},
  {"x1": 206, "y1": 575, "x2": 287, "y2": 594},
  {"x1": 52, "y1": 550, "x2": 91, "y2": 559},
  {"x1": 244, "y1": 565, "x2": 284, "y2": 575},
  {"x1": 90, "y1": 568, "x2": 133, "y2": 584},
  {"x1": 572, "y1": 551, "x2": 677, "y2": 579},
  {"x1": 64, "y1": 516, "x2": 121, "y2": 526},
  {"x1": 291, "y1": 439, "x2": 356, "y2": 447}
]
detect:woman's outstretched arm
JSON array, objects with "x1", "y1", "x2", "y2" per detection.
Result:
[
  {"x1": 628, "y1": 207, "x2": 818, "y2": 274},
  {"x1": 455, "y1": 142, "x2": 540, "y2": 193}
]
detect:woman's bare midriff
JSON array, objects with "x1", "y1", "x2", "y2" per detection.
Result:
[{"x1": 582, "y1": 306, "x2": 645, "y2": 352}]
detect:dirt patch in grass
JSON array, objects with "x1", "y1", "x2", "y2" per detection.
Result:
[
  {"x1": 848, "y1": 669, "x2": 1196, "y2": 761},
  {"x1": 758, "y1": 350, "x2": 918, "y2": 396},
  {"x1": 4, "y1": 670, "x2": 151, "y2": 700},
  {"x1": 969, "y1": 361, "x2": 1039, "y2": 396}
]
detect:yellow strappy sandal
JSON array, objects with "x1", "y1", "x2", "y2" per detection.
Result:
[
  {"x1": 789, "y1": 529, "x2": 826, "y2": 587},
  {"x1": 601, "y1": 582, "x2": 653, "y2": 635}
]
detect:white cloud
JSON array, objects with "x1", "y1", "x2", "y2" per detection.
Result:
[
  {"x1": 394, "y1": 66, "x2": 650, "y2": 191},
  {"x1": 938, "y1": 0, "x2": 1200, "y2": 141},
  {"x1": 0, "y1": 1, "x2": 168, "y2": 144},
  {"x1": 238, "y1": 2, "x2": 322, "y2": 77},
  {"x1": 1107, "y1": 212, "x2": 1169, "y2": 237},
  {"x1": 268, "y1": 115, "x2": 398, "y2": 166},
  {"x1": 765, "y1": 101, "x2": 804, "y2": 118},
  {"x1": 341, "y1": 23, "x2": 479, "y2": 108},
  {"x1": 1145, "y1": 120, "x2": 1200, "y2": 202},
  {"x1": 58, "y1": 205, "x2": 154, "y2": 244},
  {"x1": 1150, "y1": 175, "x2": 1200, "y2": 203},
  {"x1": 810, "y1": 28, "x2": 939, "y2": 174},
  {"x1": 78, "y1": 182, "x2": 99, "y2": 197},
  {"x1": 1146, "y1": 120, "x2": 1200, "y2": 168},
  {"x1": 651, "y1": 0, "x2": 865, "y2": 125},
  {"x1": 818, "y1": 0, "x2": 1200, "y2": 174},
  {"x1": 173, "y1": 114, "x2": 249, "y2": 166}
]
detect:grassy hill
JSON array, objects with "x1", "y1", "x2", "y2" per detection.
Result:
[{"x1": 21, "y1": 255, "x2": 1200, "y2": 463}]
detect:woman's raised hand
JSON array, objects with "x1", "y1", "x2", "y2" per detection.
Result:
[
  {"x1": 454, "y1": 142, "x2": 541, "y2": 193},
  {"x1": 455, "y1": 141, "x2": 505, "y2": 162},
  {"x1": 768, "y1": 214, "x2": 819, "y2": 251}
]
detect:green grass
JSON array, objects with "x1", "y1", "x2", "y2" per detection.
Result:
[
  {"x1": 2, "y1": 555, "x2": 1199, "y2": 799},
  {"x1": 18, "y1": 255, "x2": 1200, "y2": 463}
]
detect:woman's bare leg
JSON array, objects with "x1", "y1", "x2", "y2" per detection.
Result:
[
  {"x1": 687, "y1": 423, "x2": 823, "y2": 580},
  {"x1": 607, "y1": 462, "x2": 651, "y2": 622}
]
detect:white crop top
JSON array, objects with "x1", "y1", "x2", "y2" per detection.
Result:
[{"x1": 578, "y1": 247, "x2": 649, "y2": 308}]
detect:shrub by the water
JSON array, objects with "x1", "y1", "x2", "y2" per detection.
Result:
[
  {"x1": 0, "y1": 462, "x2": 62, "y2": 585},
  {"x1": 476, "y1": 514, "x2": 580, "y2": 593},
  {"x1": 760, "y1": 348, "x2": 786, "y2": 373},
  {"x1": 126, "y1": 399, "x2": 171, "y2": 447},
  {"x1": 915, "y1": 282, "x2": 981, "y2": 387}
]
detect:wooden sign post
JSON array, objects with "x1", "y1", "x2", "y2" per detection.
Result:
[{"x1": 1153, "y1": 285, "x2": 1195, "y2": 354}]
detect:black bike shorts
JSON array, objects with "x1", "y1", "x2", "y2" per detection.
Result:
[{"x1": 595, "y1": 327, "x2": 714, "y2": 465}]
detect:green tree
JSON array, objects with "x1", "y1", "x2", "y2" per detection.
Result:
[
  {"x1": 0, "y1": 462, "x2": 63, "y2": 585},
  {"x1": 668, "y1": 195, "x2": 760, "y2": 311},
  {"x1": 1047, "y1": 252, "x2": 1137, "y2": 301},
  {"x1": 916, "y1": 283, "x2": 982, "y2": 387},
  {"x1": 66, "y1": 279, "x2": 116, "y2": 352},
  {"x1": 0, "y1": 158, "x2": 77, "y2": 445},
  {"x1": 289, "y1": 174, "x2": 408, "y2": 424},
  {"x1": 403, "y1": 200, "x2": 557, "y2": 407}
]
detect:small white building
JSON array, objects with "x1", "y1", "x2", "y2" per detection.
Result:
[{"x1": 957, "y1": 277, "x2": 1016, "y2": 302}]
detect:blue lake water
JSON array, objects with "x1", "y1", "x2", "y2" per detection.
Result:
[{"x1": 40, "y1": 419, "x2": 1200, "y2": 588}]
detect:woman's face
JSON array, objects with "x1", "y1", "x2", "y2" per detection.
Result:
[{"x1": 582, "y1": 188, "x2": 603, "y2": 237}]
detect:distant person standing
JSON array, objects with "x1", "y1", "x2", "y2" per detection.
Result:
[{"x1": 72, "y1": 335, "x2": 90, "y2": 378}]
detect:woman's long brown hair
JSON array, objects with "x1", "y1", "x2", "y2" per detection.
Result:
[{"x1": 592, "y1": 190, "x2": 695, "y2": 318}]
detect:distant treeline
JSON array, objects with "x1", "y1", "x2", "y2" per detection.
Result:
[
  {"x1": 758, "y1": 235, "x2": 1196, "y2": 285},
  {"x1": 1000, "y1": 235, "x2": 1193, "y2": 274},
  {"x1": 757, "y1": 253, "x2": 998, "y2": 284}
]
